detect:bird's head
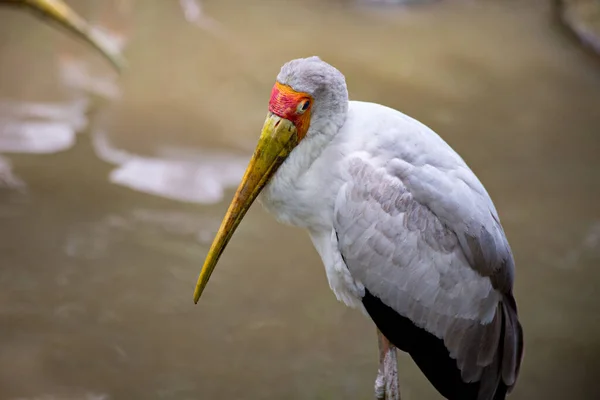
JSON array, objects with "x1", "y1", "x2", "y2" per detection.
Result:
[{"x1": 193, "y1": 56, "x2": 348, "y2": 303}]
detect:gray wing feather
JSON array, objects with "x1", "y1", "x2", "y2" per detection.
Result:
[{"x1": 333, "y1": 156, "x2": 522, "y2": 392}]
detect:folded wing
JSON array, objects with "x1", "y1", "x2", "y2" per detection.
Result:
[{"x1": 333, "y1": 156, "x2": 523, "y2": 400}]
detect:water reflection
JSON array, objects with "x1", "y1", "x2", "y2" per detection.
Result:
[
  {"x1": 0, "y1": 0, "x2": 246, "y2": 206},
  {"x1": 93, "y1": 131, "x2": 247, "y2": 204},
  {"x1": 57, "y1": 57, "x2": 122, "y2": 99},
  {"x1": 179, "y1": 0, "x2": 223, "y2": 34},
  {"x1": 0, "y1": 155, "x2": 25, "y2": 190},
  {"x1": 0, "y1": 98, "x2": 88, "y2": 154},
  {"x1": 0, "y1": 97, "x2": 248, "y2": 204}
]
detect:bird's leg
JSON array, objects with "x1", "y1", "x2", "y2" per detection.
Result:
[{"x1": 375, "y1": 329, "x2": 400, "y2": 400}]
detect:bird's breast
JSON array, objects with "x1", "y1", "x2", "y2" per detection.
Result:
[
  {"x1": 258, "y1": 139, "x2": 343, "y2": 231},
  {"x1": 259, "y1": 170, "x2": 338, "y2": 231}
]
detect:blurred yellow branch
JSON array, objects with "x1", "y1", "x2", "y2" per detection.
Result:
[{"x1": 1, "y1": 0, "x2": 126, "y2": 72}]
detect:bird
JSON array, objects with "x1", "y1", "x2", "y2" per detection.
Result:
[
  {"x1": 193, "y1": 56, "x2": 524, "y2": 400},
  {"x1": 0, "y1": 0, "x2": 125, "y2": 71}
]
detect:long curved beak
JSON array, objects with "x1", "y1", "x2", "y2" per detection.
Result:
[
  {"x1": 193, "y1": 113, "x2": 298, "y2": 303},
  {"x1": 3, "y1": 0, "x2": 126, "y2": 71}
]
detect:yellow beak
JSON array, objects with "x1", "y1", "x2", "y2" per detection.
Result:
[
  {"x1": 6, "y1": 0, "x2": 126, "y2": 71},
  {"x1": 193, "y1": 113, "x2": 299, "y2": 303}
]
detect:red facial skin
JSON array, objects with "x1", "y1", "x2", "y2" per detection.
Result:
[{"x1": 268, "y1": 82, "x2": 312, "y2": 140}]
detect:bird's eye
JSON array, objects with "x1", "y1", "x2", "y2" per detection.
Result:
[{"x1": 297, "y1": 100, "x2": 310, "y2": 114}]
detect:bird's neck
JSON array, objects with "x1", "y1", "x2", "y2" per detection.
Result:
[
  {"x1": 291, "y1": 105, "x2": 349, "y2": 176},
  {"x1": 278, "y1": 102, "x2": 347, "y2": 180},
  {"x1": 259, "y1": 111, "x2": 347, "y2": 230}
]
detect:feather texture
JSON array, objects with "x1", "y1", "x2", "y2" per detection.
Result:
[
  {"x1": 257, "y1": 57, "x2": 524, "y2": 400},
  {"x1": 333, "y1": 155, "x2": 523, "y2": 398}
]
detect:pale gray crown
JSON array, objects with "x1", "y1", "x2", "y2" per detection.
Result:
[{"x1": 276, "y1": 56, "x2": 349, "y2": 134}]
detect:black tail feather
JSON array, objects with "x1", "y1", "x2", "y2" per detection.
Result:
[
  {"x1": 362, "y1": 288, "x2": 520, "y2": 400},
  {"x1": 363, "y1": 289, "x2": 480, "y2": 400}
]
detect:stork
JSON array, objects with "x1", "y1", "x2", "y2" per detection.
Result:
[{"x1": 193, "y1": 57, "x2": 524, "y2": 400}]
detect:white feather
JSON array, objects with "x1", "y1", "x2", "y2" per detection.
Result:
[{"x1": 258, "y1": 57, "x2": 521, "y2": 394}]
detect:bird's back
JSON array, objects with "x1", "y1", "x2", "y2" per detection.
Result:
[
  {"x1": 263, "y1": 98, "x2": 523, "y2": 399},
  {"x1": 332, "y1": 101, "x2": 523, "y2": 400}
]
